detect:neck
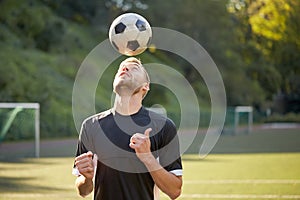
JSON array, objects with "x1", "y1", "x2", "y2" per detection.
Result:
[{"x1": 113, "y1": 94, "x2": 142, "y2": 115}]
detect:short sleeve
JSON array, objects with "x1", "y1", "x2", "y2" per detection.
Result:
[
  {"x1": 72, "y1": 121, "x2": 89, "y2": 176},
  {"x1": 76, "y1": 121, "x2": 90, "y2": 156}
]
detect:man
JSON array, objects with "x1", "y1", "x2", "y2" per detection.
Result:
[{"x1": 73, "y1": 57, "x2": 183, "y2": 200}]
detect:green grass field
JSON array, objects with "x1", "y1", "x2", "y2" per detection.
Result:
[
  {"x1": 0, "y1": 127, "x2": 300, "y2": 199},
  {"x1": 0, "y1": 153, "x2": 300, "y2": 200}
]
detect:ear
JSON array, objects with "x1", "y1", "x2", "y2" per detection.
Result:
[{"x1": 142, "y1": 83, "x2": 150, "y2": 92}]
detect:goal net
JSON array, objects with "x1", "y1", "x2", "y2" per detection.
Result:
[
  {"x1": 0, "y1": 103, "x2": 40, "y2": 159},
  {"x1": 224, "y1": 106, "x2": 253, "y2": 134}
]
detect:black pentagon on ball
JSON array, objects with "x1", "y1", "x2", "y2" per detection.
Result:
[
  {"x1": 135, "y1": 19, "x2": 147, "y2": 31},
  {"x1": 127, "y1": 40, "x2": 140, "y2": 51},
  {"x1": 115, "y1": 22, "x2": 126, "y2": 34}
]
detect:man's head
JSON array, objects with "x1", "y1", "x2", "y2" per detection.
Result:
[{"x1": 113, "y1": 57, "x2": 150, "y2": 98}]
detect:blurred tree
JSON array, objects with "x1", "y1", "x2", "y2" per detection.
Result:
[
  {"x1": 228, "y1": 0, "x2": 300, "y2": 112},
  {"x1": 144, "y1": 0, "x2": 266, "y2": 106},
  {"x1": 2, "y1": 0, "x2": 299, "y2": 139}
]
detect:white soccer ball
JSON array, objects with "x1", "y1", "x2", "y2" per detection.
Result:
[{"x1": 109, "y1": 13, "x2": 152, "y2": 56}]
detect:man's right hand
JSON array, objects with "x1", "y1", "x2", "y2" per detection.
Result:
[{"x1": 75, "y1": 151, "x2": 94, "y2": 180}]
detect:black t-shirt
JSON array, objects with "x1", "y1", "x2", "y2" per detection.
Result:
[{"x1": 74, "y1": 107, "x2": 182, "y2": 200}]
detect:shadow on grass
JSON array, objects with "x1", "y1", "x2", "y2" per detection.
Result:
[
  {"x1": 0, "y1": 138, "x2": 77, "y2": 160},
  {"x1": 0, "y1": 176, "x2": 65, "y2": 193},
  {"x1": 0, "y1": 157, "x2": 57, "y2": 164}
]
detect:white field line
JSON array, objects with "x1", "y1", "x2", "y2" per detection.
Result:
[
  {"x1": 180, "y1": 194, "x2": 300, "y2": 199},
  {"x1": 184, "y1": 179, "x2": 300, "y2": 184}
]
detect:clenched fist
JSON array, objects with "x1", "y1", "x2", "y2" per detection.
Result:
[{"x1": 75, "y1": 151, "x2": 95, "y2": 180}]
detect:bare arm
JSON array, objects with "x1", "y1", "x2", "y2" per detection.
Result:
[
  {"x1": 129, "y1": 128, "x2": 182, "y2": 199},
  {"x1": 74, "y1": 151, "x2": 94, "y2": 197},
  {"x1": 142, "y1": 155, "x2": 182, "y2": 199}
]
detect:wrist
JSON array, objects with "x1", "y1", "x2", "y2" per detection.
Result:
[
  {"x1": 76, "y1": 176, "x2": 94, "y2": 197},
  {"x1": 141, "y1": 153, "x2": 155, "y2": 165},
  {"x1": 84, "y1": 176, "x2": 94, "y2": 184},
  {"x1": 78, "y1": 175, "x2": 93, "y2": 186},
  {"x1": 140, "y1": 154, "x2": 162, "y2": 171}
]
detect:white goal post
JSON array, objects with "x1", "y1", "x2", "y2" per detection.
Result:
[
  {"x1": 234, "y1": 106, "x2": 253, "y2": 134},
  {"x1": 0, "y1": 103, "x2": 40, "y2": 158}
]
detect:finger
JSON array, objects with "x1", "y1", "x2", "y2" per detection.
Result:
[
  {"x1": 129, "y1": 141, "x2": 142, "y2": 149},
  {"x1": 86, "y1": 151, "x2": 93, "y2": 157},
  {"x1": 75, "y1": 151, "x2": 93, "y2": 162},
  {"x1": 130, "y1": 136, "x2": 135, "y2": 144},
  {"x1": 130, "y1": 133, "x2": 143, "y2": 143},
  {"x1": 144, "y1": 128, "x2": 152, "y2": 137},
  {"x1": 78, "y1": 166, "x2": 94, "y2": 177},
  {"x1": 130, "y1": 138, "x2": 140, "y2": 146},
  {"x1": 76, "y1": 161, "x2": 94, "y2": 174},
  {"x1": 129, "y1": 142, "x2": 136, "y2": 149},
  {"x1": 78, "y1": 165, "x2": 94, "y2": 172},
  {"x1": 75, "y1": 156, "x2": 94, "y2": 166},
  {"x1": 75, "y1": 158, "x2": 93, "y2": 167}
]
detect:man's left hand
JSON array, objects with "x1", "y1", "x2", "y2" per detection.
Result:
[{"x1": 129, "y1": 128, "x2": 153, "y2": 163}]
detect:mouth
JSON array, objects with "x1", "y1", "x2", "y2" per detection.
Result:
[{"x1": 119, "y1": 72, "x2": 128, "y2": 77}]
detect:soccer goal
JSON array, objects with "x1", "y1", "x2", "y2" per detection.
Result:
[
  {"x1": 0, "y1": 103, "x2": 40, "y2": 158},
  {"x1": 233, "y1": 106, "x2": 253, "y2": 134},
  {"x1": 223, "y1": 106, "x2": 253, "y2": 135}
]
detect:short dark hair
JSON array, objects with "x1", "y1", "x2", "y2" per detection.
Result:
[{"x1": 120, "y1": 57, "x2": 150, "y2": 83}]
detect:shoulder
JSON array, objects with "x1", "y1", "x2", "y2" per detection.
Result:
[
  {"x1": 82, "y1": 109, "x2": 112, "y2": 126},
  {"x1": 144, "y1": 107, "x2": 177, "y2": 133},
  {"x1": 144, "y1": 107, "x2": 168, "y2": 121}
]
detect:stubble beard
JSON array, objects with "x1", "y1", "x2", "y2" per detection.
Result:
[{"x1": 114, "y1": 79, "x2": 142, "y2": 97}]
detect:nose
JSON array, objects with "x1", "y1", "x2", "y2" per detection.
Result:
[{"x1": 121, "y1": 66, "x2": 129, "y2": 72}]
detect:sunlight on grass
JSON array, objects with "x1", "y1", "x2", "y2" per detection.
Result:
[
  {"x1": 0, "y1": 158, "x2": 86, "y2": 200},
  {"x1": 0, "y1": 153, "x2": 300, "y2": 200}
]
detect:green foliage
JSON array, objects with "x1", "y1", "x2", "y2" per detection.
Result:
[
  {"x1": 246, "y1": 64, "x2": 282, "y2": 99},
  {"x1": 1, "y1": 0, "x2": 299, "y2": 140},
  {"x1": 264, "y1": 112, "x2": 300, "y2": 123},
  {"x1": 0, "y1": 0, "x2": 62, "y2": 49},
  {"x1": 0, "y1": 0, "x2": 99, "y2": 139},
  {"x1": 229, "y1": 0, "x2": 300, "y2": 113}
]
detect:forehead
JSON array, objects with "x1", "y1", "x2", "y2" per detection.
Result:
[{"x1": 119, "y1": 61, "x2": 142, "y2": 69}]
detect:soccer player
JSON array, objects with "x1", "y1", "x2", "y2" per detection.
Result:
[{"x1": 73, "y1": 57, "x2": 183, "y2": 200}]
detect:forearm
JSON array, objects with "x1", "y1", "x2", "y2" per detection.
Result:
[
  {"x1": 143, "y1": 156, "x2": 182, "y2": 199},
  {"x1": 75, "y1": 175, "x2": 94, "y2": 197}
]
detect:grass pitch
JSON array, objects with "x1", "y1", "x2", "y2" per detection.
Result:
[
  {"x1": 177, "y1": 153, "x2": 300, "y2": 200},
  {"x1": 0, "y1": 153, "x2": 300, "y2": 200}
]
